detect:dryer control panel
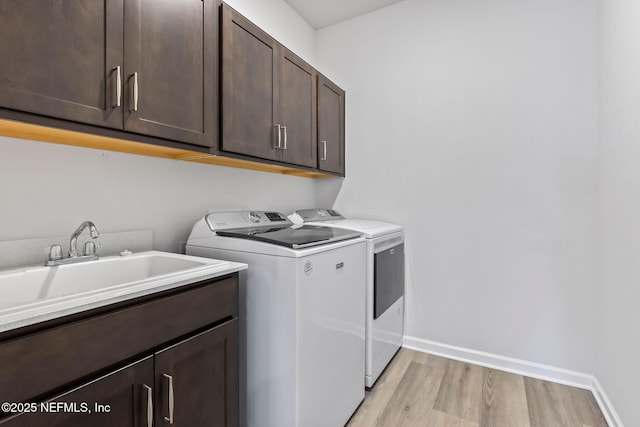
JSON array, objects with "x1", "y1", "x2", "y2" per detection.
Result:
[{"x1": 293, "y1": 209, "x2": 344, "y2": 222}]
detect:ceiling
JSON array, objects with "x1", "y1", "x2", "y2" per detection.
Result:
[{"x1": 283, "y1": 0, "x2": 405, "y2": 29}]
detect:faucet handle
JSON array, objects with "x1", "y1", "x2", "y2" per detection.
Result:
[
  {"x1": 45, "y1": 244, "x2": 63, "y2": 266},
  {"x1": 83, "y1": 241, "x2": 97, "y2": 257},
  {"x1": 49, "y1": 244, "x2": 63, "y2": 260}
]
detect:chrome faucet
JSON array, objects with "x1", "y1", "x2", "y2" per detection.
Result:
[
  {"x1": 69, "y1": 220, "x2": 99, "y2": 258},
  {"x1": 45, "y1": 221, "x2": 100, "y2": 266}
]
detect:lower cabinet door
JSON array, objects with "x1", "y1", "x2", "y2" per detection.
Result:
[
  {"x1": 154, "y1": 320, "x2": 238, "y2": 427},
  {"x1": 0, "y1": 356, "x2": 154, "y2": 427}
]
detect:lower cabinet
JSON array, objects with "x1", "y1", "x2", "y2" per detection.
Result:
[
  {"x1": 0, "y1": 356, "x2": 155, "y2": 427},
  {"x1": 0, "y1": 320, "x2": 237, "y2": 427},
  {"x1": 0, "y1": 277, "x2": 239, "y2": 427},
  {"x1": 155, "y1": 320, "x2": 238, "y2": 427}
]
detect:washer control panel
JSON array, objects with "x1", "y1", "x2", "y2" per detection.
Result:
[{"x1": 206, "y1": 211, "x2": 290, "y2": 231}]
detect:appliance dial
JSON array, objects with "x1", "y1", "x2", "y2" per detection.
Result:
[{"x1": 248, "y1": 211, "x2": 261, "y2": 223}]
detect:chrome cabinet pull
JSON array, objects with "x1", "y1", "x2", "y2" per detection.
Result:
[
  {"x1": 320, "y1": 140, "x2": 327, "y2": 160},
  {"x1": 130, "y1": 72, "x2": 139, "y2": 112},
  {"x1": 143, "y1": 384, "x2": 153, "y2": 427},
  {"x1": 282, "y1": 126, "x2": 287, "y2": 150},
  {"x1": 274, "y1": 124, "x2": 282, "y2": 149},
  {"x1": 163, "y1": 374, "x2": 174, "y2": 424},
  {"x1": 112, "y1": 66, "x2": 121, "y2": 107}
]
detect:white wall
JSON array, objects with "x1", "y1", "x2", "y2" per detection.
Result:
[
  {"x1": 316, "y1": 0, "x2": 599, "y2": 373},
  {"x1": 0, "y1": 0, "x2": 317, "y2": 262},
  {"x1": 0, "y1": 137, "x2": 315, "y2": 253},
  {"x1": 597, "y1": 0, "x2": 640, "y2": 425}
]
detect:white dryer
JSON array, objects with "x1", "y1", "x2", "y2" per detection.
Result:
[
  {"x1": 186, "y1": 211, "x2": 366, "y2": 427},
  {"x1": 290, "y1": 209, "x2": 404, "y2": 388}
]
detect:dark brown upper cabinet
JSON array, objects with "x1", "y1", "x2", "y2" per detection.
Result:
[
  {"x1": 317, "y1": 74, "x2": 346, "y2": 175},
  {"x1": 279, "y1": 49, "x2": 317, "y2": 168},
  {"x1": 0, "y1": 0, "x2": 217, "y2": 149},
  {"x1": 220, "y1": 5, "x2": 278, "y2": 162},
  {"x1": 221, "y1": 4, "x2": 317, "y2": 168},
  {"x1": 0, "y1": 0, "x2": 125, "y2": 130},
  {"x1": 123, "y1": 0, "x2": 217, "y2": 147}
]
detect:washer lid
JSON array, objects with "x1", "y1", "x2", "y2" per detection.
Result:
[{"x1": 215, "y1": 224, "x2": 362, "y2": 249}]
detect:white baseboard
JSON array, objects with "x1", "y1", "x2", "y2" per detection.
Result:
[
  {"x1": 592, "y1": 377, "x2": 625, "y2": 427},
  {"x1": 403, "y1": 335, "x2": 623, "y2": 427}
]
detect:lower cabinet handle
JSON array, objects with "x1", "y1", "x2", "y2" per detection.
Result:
[
  {"x1": 274, "y1": 124, "x2": 282, "y2": 149},
  {"x1": 282, "y1": 125, "x2": 287, "y2": 150},
  {"x1": 321, "y1": 140, "x2": 327, "y2": 160},
  {"x1": 143, "y1": 384, "x2": 153, "y2": 427},
  {"x1": 164, "y1": 374, "x2": 175, "y2": 424},
  {"x1": 131, "y1": 72, "x2": 139, "y2": 112}
]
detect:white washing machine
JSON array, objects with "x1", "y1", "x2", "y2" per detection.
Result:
[
  {"x1": 186, "y1": 211, "x2": 366, "y2": 427},
  {"x1": 290, "y1": 209, "x2": 404, "y2": 388}
]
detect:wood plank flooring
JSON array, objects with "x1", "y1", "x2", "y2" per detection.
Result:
[{"x1": 347, "y1": 349, "x2": 607, "y2": 427}]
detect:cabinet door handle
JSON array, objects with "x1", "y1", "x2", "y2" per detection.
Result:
[
  {"x1": 282, "y1": 126, "x2": 287, "y2": 150},
  {"x1": 163, "y1": 374, "x2": 175, "y2": 424},
  {"x1": 143, "y1": 384, "x2": 153, "y2": 427},
  {"x1": 320, "y1": 140, "x2": 327, "y2": 160},
  {"x1": 130, "y1": 72, "x2": 139, "y2": 112},
  {"x1": 112, "y1": 66, "x2": 121, "y2": 107},
  {"x1": 274, "y1": 124, "x2": 282, "y2": 149}
]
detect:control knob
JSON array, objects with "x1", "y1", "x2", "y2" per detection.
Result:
[{"x1": 248, "y1": 211, "x2": 261, "y2": 223}]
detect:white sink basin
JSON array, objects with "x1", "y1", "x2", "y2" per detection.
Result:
[{"x1": 0, "y1": 251, "x2": 246, "y2": 332}]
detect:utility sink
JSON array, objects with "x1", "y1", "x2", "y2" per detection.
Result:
[{"x1": 0, "y1": 251, "x2": 246, "y2": 332}]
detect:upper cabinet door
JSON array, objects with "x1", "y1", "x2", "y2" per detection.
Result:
[
  {"x1": 221, "y1": 4, "x2": 279, "y2": 161},
  {"x1": 278, "y1": 49, "x2": 317, "y2": 168},
  {"x1": 123, "y1": 0, "x2": 217, "y2": 148},
  {"x1": 317, "y1": 74, "x2": 345, "y2": 175},
  {"x1": 0, "y1": 0, "x2": 124, "y2": 129}
]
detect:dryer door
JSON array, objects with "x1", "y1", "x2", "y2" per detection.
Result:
[{"x1": 374, "y1": 240, "x2": 405, "y2": 319}]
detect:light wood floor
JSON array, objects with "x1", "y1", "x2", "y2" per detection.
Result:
[{"x1": 347, "y1": 349, "x2": 607, "y2": 427}]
